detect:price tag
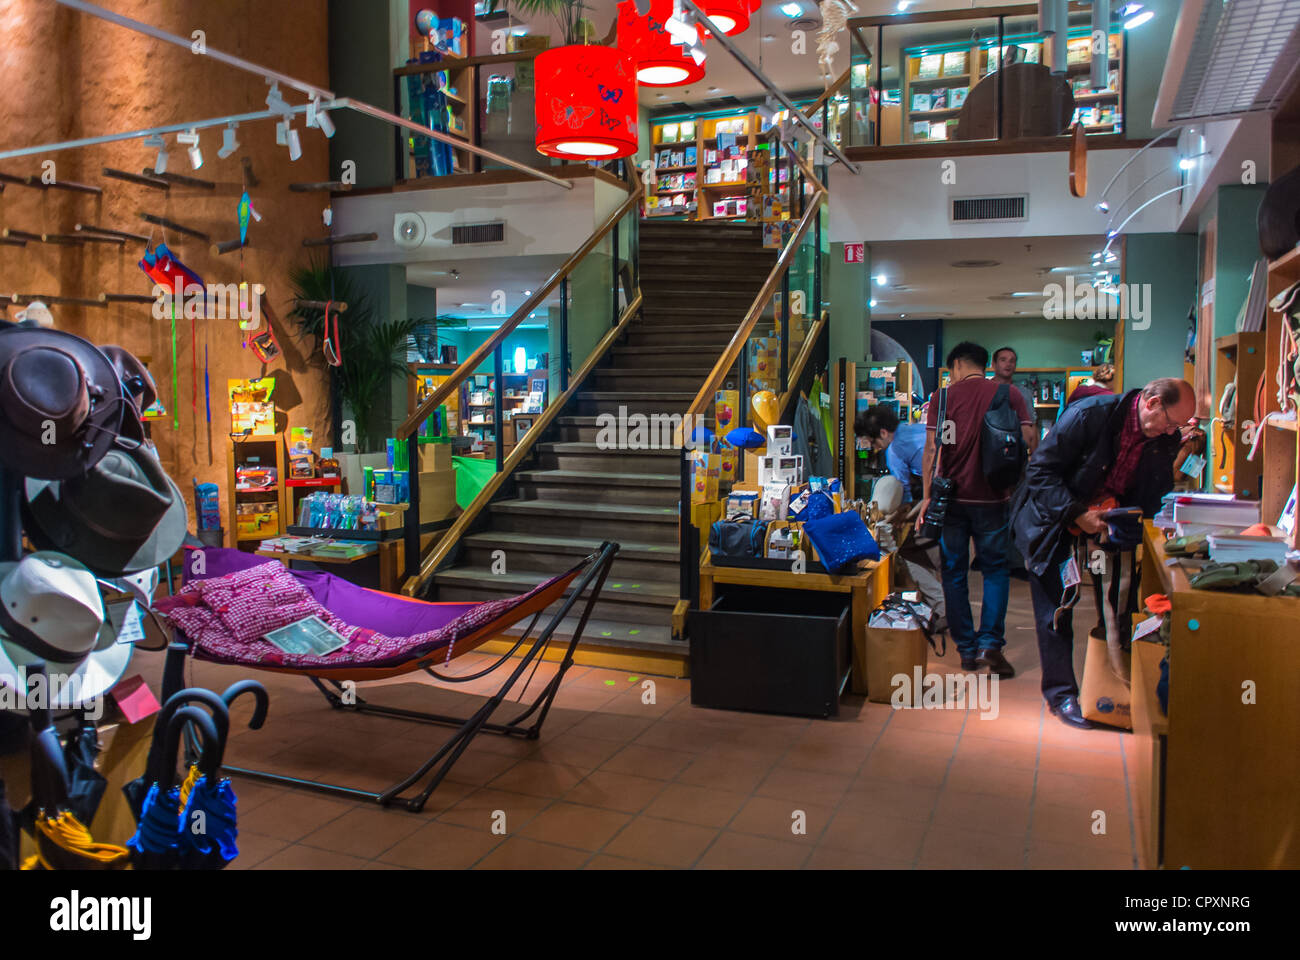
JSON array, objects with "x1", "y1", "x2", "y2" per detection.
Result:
[
  {"x1": 1132, "y1": 615, "x2": 1163, "y2": 641},
  {"x1": 109, "y1": 601, "x2": 146, "y2": 645},
  {"x1": 1060, "y1": 556, "x2": 1081, "y2": 589},
  {"x1": 1179, "y1": 453, "x2": 1206, "y2": 478}
]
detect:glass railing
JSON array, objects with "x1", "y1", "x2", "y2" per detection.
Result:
[
  {"x1": 848, "y1": 3, "x2": 1126, "y2": 149},
  {"x1": 396, "y1": 163, "x2": 642, "y2": 594}
]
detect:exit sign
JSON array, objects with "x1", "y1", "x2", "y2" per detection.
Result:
[{"x1": 844, "y1": 243, "x2": 865, "y2": 264}]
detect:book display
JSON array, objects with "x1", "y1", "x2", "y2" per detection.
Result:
[{"x1": 901, "y1": 26, "x2": 1124, "y2": 143}]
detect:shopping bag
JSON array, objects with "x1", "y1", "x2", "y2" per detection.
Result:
[{"x1": 1079, "y1": 630, "x2": 1132, "y2": 729}]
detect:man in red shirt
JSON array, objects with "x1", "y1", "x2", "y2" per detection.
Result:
[{"x1": 918, "y1": 342, "x2": 1035, "y2": 676}]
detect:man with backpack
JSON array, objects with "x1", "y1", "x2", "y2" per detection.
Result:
[{"x1": 917, "y1": 342, "x2": 1034, "y2": 676}]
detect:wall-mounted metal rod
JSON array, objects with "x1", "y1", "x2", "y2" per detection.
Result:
[
  {"x1": 10, "y1": 293, "x2": 107, "y2": 307},
  {"x1": 2, "y1": 229, "x2": 41, "y2": 242},
  {"x1": 0, "y1": 238, "x2": 26, "y2": 247},
  {"x1": 102, "y1": 167, "x2": 169, "y2": 190},
  {"x1": 142, "y1": 169, "x2": 216, "y2": 190},
  {"x1": 40, "y1": 233, "x2": 93, "y2": 245},
  {"x1": 289, "y1": 181, "x2": 352, "y2": 192},
  {"x1": 302, "y1": 232, "x2": 378, "y2": 247},
  {"x1": 100, "y1": 293, "x2": 158, "y2": 303},
  {"x1": 210, "y1": 239, "x2": 246, "y2": 256},
  {"x1": 294, "y1": 300, "x2": 349, "y2": 312},
  {"x1": 76, "y1": 223, "x2": 151, "y2": 242},
  {"x1": 138, "y1": 212, "x2": 210, "y2": 242}
]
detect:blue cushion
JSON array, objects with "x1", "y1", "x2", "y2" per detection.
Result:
[{"x1": 725, "y1": 426, "x2": 765, "y2": 449}]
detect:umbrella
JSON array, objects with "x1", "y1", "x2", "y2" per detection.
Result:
[
  {"x1": 123, "y1": 687, "x2": 229, "y2": 822},
  {"x1": 176, "y1": 711, "x2": 237, "y2": 869},
  {"x1": 221, "y1": 679, "x2": 269, "y2": 730},
  {"x1": 21, "y1": 661, "x2": 129, "y2": 871},
  {"x1": 127, "y1": 705, "x2": 216, "y2": 870},
  {"x1": 61, "y1": 721, "x2": 107, "y2": 827},
  {"x1": 1, "y1": 779, "x2": 19, "y2": 870}
]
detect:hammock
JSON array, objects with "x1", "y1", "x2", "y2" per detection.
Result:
[{"x1": 154, "y1": 542, "x2": 618, "y2": 811}]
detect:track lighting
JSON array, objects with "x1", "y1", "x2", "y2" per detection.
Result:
[
  {"x1": 144, "y1": 134, "x2": 169, "y2": 174},
  {"x1": 286, "y1": 125, "x2": 302, "y2": 162},
  {"x1": 176, "y1": 129, "x2": 202, "y2": 169},
  {"x1": 217, "y1": 123, "x2": 240, "y2": 159},
  {"x1": 308, "y1": 98, "x2": 336, "y2": 138},
  {"x1": 265, "y1": 81, "x2": 292, "y2": 117}
]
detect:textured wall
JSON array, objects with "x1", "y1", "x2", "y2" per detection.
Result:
[{"x1": 0, "y1": 0, "x2": 332, "y2": 543}]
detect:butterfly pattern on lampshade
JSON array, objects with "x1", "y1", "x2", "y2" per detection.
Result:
[{"x1": 534, "y1": 44, "x2": 639, "y2": 159}]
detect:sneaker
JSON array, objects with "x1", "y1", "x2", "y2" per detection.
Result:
[{"x1": 977, "y1": 647, "x2": 1015, "y2": 678}]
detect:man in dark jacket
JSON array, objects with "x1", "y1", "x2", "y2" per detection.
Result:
[{"x1": 1012, "y1": 377, "x2": 1196, "y2": 728}]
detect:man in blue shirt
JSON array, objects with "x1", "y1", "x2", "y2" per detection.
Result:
[{"x1": 855, "y1": 407, "x2": 925, "y2": 501}]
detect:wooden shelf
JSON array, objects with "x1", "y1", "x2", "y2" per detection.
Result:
[
  {"x1": 284, "y1": 477, "x2": 342, "y2": 488},
  {"x1": 1268, "y1": 418, "x2": 1298, "y2": 433},
  {"x1": 654, "y1": 164, "x2": 695, "y2": 172},
  {"x1": 1268, "y1": 245, "x2": 1300, "y2": 282}
]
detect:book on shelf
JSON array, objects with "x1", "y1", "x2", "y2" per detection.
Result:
[
  {"x1": 911, "y1": 92, "x2": 931, "y2": 112},
  {"x1": 661, "y1": 122, "x2": 679, "y2": 143},
  {"x1": 929, "y1": 121, "x2": 948, "y2": 140},
  {"x1": 684, "y1": 145, "x2": 697, "y2": 165},
  {"x1": 1066, "y1": 37, "x2": 1090, "y2": 64},
  {"x1": 949, "y1": 87, "x2": 968, "y2": 108},
  {"x1": 1172, "y1": 493, "x2": 1261, "y2": 530},
  {"x1": 681, "y1": 120, "x2": 696, "y2": 140},
  {"x1": 941, "y1": 51, "x2": 967, "y2": 76},
  {"x1": 912, "y1": 120, "x2": 930, "y2": 138},
  {"x1": 1207, "y1": 533, "x2": 1291, "y2": 565},
  {"x1": 931, "y1": 88, "x2": 948, "y2": 110},
  {"x1": 917, "y1": 54, "x2": 942, "y2": 79}
]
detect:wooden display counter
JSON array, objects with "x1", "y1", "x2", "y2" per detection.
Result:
[{"x1": 1133, "y1": 522, "x2": 1300, "y2": 868}]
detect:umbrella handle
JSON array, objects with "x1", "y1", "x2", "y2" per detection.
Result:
[
  {"x1": 24, "y1": 660, "x2": 70, "y2": 813},
  {"x1": 221, "y1": 680, "x2": 269, "y2": 730},
  {"x1": 161, "y1": 706, "x2": 218, "y2": 792},
  {"x1": 161, "y1": 642, "x2": 189, "y2": 703},
  {"x1": 145, "y1": 689, "x2": 230, "y2": 786}
]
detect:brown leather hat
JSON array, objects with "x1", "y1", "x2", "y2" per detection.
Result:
[
  {"x1": 0, "y1": 328, "x2": 124, "y2": 480},
  {"x1": 101, "y1": 345, "x2": 157, "y2": 415}
]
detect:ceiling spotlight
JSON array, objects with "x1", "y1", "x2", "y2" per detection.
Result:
[
  {"x1": 869, "y1": 299, "x2": 877, "y2": 308},
  {"x1": 218, "y1": 123, "x2": 239, "y2": 159},
  {"x1": 1124, "y1": 10, "x2": 1154, "y2": 29},
  {"x1": 874, "y1": 274, "x2": 887, "y2": 285},
  {"x1": 897, "y1": 1, "x2": 911, "y2": 9},
  {"x1": 309, "y1": 98, "x2": 336, "y2": 138},
  {"x1": 286, "y1": 125, "x2": 302, "y2": 162},
  {"x1": 176, "y1": 129, "x2": 202, "y2": 170},
  {"x1": 780, "y1": 3, "x2": 802, "y2": 16},
  {"x1": 265, "y1": 81, "x2": 292, "y2": 117},
  {"x1": 144, "y1": 134, "x2": 169, "y2": 175},
  {"x1": 1120, "y1": 3, "x2": 1144, "y2": 14},
  {"x1": 1178, "y1": 150, "x2": 1210, "y2": 171},
  {"x1": 524, "y1": 290, "x2": 532, "y2": 295},
  {"x1": 276, "y1": 120, "x2": 288, "y2": 146}
]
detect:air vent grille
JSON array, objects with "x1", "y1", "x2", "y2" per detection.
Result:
[
  {"x1": 951, "y1": 195, "x2": 1028, "y2": 223},
  {"x1": 451, "y1": 221, "x2": 505, "y2": 245}
]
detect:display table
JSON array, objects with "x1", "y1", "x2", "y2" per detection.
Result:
[
  {"x1": 1133, "y1": 522, "x2": 1300, "y2": 868},
  {"x1": 694, "y1": 554, "x2": 893, "y2": 715}
]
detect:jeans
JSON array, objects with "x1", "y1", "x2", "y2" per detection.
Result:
[
  {"x1": 938, "y1": 501, "x2": 1011, "y2": 660},
  {"x1": 1027, "y1": 539, "x2": 1078, "y2": 707}
]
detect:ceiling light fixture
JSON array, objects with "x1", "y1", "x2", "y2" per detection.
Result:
[
  {"x1": 874, "y1": 274, "x2": 887, "y2": 285},
  {"x1": 1124, "y1": 10, "x2": 1154, "y2": 29},
  {"x1": 143, "y1": 134, "x2": 169, "y2": 174},
  {"x1": 286, "y1": 125, "x2": 302, "y2": 161},
  {"x1": 1178, "y1": 150, "x2": 1210, "y2": 170},
  {"x1": 176, "y1": 129, "x2": 202, "y2": 169},
  {"x1": 780, "y1": 3, "x2": 802, "y2": 17},
  {"x1": 869, "y1": 299, "x2": 877, "y2": 307},
  {"x1": 217, "y1": 122, "x2": 239, "y2": 159},
  {"x1": 309, "y1": 97, "x2": 336, "y2": 138}
]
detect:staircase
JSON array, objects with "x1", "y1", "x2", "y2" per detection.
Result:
[{"x1": 430, "y1": 220, "x2": 777, "y2": 669}]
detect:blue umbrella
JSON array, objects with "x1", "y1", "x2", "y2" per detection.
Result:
[
  {"x1": 124, "y1": 687, "x2": 229, "y2": 822},
  {"x1": 128, "y1": 706, "x2": 217, "y2": 870}
]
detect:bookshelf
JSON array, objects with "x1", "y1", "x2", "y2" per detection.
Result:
[
  {"x1": 936, "y1": 366, "x2": 1095, "y2": 438},
  {"x1": 227, "y1": 435, "x2": 289, "y2": 549},
  {"x1": 1211, "y1": 332, "x2": 1267, "y2": 499},
  {"x1": 901, "y1": 28, "x2": 1123, "y2": 143},
  {"x1": 1261, "y1": 247, "x2": 1300, "y2": 548}
]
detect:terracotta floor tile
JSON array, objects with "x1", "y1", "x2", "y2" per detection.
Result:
[
  {"x1": 1036, "y1": 743, "x2": 1127, "y2": 780},
  {"x1": 643, "y1": 782, "x2": 750, "y2": 828},
  {"x1": 1030, "y1": 800, "x2": 1134, "y2": 854},
  {"x1": 728, "y1": 795, "x2": 834, "y2": 842},
  {"x1": 961, "y1": 711, "x2": 1042, "y2": 744},
  {"x1": 857, "y1": 749, "x2": 952, "y2": 789},
  {"x1": 840, "y1": 779, "x2": 941, "y2": 823},
  {"x1": 487, "y1": 760, "x2": 590, "y2": 798},
  {"x1": 804, "y1": 846, "x2": 915, "y2": 870},
  {"x1": 437, "y1": 787, "x2": 553, "y2": 832},
  {"x1": 527, "y1": 731, "x2": 624, "y2": 770},
  {"x1": 777, "y1": 742, "x2": 871, "y2": 777},
  {"x1": 583, "y1": 854, "x2": 669, "y2": 870},
  {"x1": 563, "y1": 770, "x2": 667, "y2": 814},
  {"x1": 942, "y1": 757, "x2": 1038, "y2": 801},
  {"x1": 300, "y1": 805, "x2": 428, "y2": 859},
  {"x1": 238, "y1": 792, "x2": 355, "y2": 842},
  {"x1": 1035, "y1": 769, "x2": 1130, "y2": 809},
  {"x1": 518, "y1": 801, "x2": 633, "y2": 851},
  {"x1": 696, "y1": 830, "x2": 812, "y2": 869},
  {"x1": 677, "y1": 754, "x2": 776, "y2": 793},
  {"x1": 756, "y1": 766, "x2": 852, "y2": 806},
  {"x1": 819, "y1": 810, "x2": 930, "y2": 862},
  {"x1": 1027, "y1": 839, "x2": 1136, "y2": 870},
  {"x1": 1039, "y1": 720, "x2": 1126, "y2": 752},
  {"x1": 916, "y1": 824, "x2": 1026, "y2": 869},
  {"x1": 472, "y1": 837, "x2": 592, "y2": 869},
  {"x1": 633, "y1": 719, "x2": 723, "y2": 754},
  {"x1": 886, "y1": 704, "x2": 972, "y2": 734},
  {"x1": 569, "y1": 711, "x2": 656, "y2": 743},
  {"x1": 227, "y1": 778, "x2": 295, "y2": 815},
  {"x1": 603, "y1": 816, "x2": 720, "y2": 868},
  {"x1": 874, "y1": 727, "x2": 961, "y2": 758},
  {"x1": 601, "y1": 743, "x2": 696, "y2": 780},
  {"x1": 227, "y1": 831, "x2": 292, "y2": 870},
  {"x1": 930, "y1": 789, "x2": 1031, "y2": 838},
  {"x1": 360, "y1": 860, "x2": 413, "y2": 869},
  {"x1": 952, "y1": 735, "x2": 1040, "y2": 770},
  {"x1": 252, "y1": 843, "x2": 373, "y2": 870},
  {"x1": 377, "y1": 820, "x2": 505, "y2": 869}
]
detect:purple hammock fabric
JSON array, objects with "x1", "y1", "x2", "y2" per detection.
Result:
[{"x1": 159, "y1": 547, "x2": 570, "y2": 672}]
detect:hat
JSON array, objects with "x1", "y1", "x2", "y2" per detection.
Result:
[
  {"x1": 23, "y1": 444, "x2": 187, "y2": 576},
  {"x1": 13, "y1": 301, "x2": 54, "y2": 328},
  {"x1": 0, "y1": 552, "x2": 131, "y2": 708},
  {"x1": 0, "y1": 327, "x2": 124, "y2": 480},
  {"x1": 871, "y1": 475, "x2": 905, "y2": 513},
  {"x1": 101, "y1": 345, "x2": 157, "y2": 415}
]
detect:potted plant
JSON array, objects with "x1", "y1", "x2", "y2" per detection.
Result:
[{"x1": 288, "y1": 259, "x2": 420, "y2": 453}]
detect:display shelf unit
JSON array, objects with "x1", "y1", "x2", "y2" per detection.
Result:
[
  {"x1": 455, "y1": 368, "x2": 548, "y2": 459},
  {"x1": 227, "y1": 435, "x2": 289, "y2": 549},
  {"x1": 900, "y1": 28, "x2": 1123, "y2": 144},
  {"x1": 1261, "y1": 247, "x2": 1300, "y2": 547},
  {"x1": 1210, "y1": 332, "x2": 1268, "y2": 498},
  {"x1": 408, "y1": 362, "x2": 461, "y2": 437},
  {"x1": 935, "y1": 365, "x2": 1095, "y2": 435}
]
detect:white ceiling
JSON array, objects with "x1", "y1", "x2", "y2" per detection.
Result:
[
  {"x1": 868, "y1": 235, "x2": 1111, "y2": 319},
  {"x1": 407, "y1": 253, "x2": 566, "y2": 323}
]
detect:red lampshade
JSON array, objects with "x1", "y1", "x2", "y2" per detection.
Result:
[
  {"x1": 534, "y1": 45, "x2": 639, "y2": 160},
  {"x1": 701, "y1": 0, "x2": 761, "y2": 35},
  {"x1": 617, "y1": 0, "x2": 707, "y2": 87}
]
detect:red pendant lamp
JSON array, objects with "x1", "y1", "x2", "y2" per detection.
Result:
[
  {"x1": 618, "y1": 0, "x2": 707, "y2": 87},
  {"x1": 534, "y1": 44, "x2": 639, "y2": 160},
  {"x1": 701, "y1": 0, "x2": 761, "y2": 35}
]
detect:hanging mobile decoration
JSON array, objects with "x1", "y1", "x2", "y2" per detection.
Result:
[
  {"x1": 618, "y1": 0, "x2": 707, "y2": 87},
  {"x1": 534, "y1": 44, "x2": 639, "y2": 160}
]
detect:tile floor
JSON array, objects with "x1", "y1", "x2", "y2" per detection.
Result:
[{"x1": 142, "y1": 578, "x2": 1142, "y2": 870}]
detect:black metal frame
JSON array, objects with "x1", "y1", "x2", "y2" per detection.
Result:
[{"x1": 173, "y1": 542, "x2": 619, "y2": 813}]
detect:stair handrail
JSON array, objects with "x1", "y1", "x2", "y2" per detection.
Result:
[
  {"x1": 400, "y1": 290, "x2": 643, "y2": 596},
  {"x1": 682, "y1": 142, "x2": 828, "y2": 424},
  {"x1": 397, "y1": 166, "x2": 643, "y2": 596}
]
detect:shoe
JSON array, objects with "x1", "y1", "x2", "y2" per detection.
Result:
[
  {"x1": 960, "y1": 658, "x2": 978, "y2": 671},
  {"x1": 977, "y1": 647, "x2": 1015, "y2": 678},
  {"x1": 1050, "y1": 696, "x2": 1094, "y2": 729}
]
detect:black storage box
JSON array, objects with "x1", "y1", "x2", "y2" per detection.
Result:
[{"x1": 687, "y1": 586, "x2": 851, "y2": 718}]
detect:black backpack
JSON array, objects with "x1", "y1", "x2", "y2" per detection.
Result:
[{"x1": 982, "y1": 383, "x2": 1027, "y2": 489}]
